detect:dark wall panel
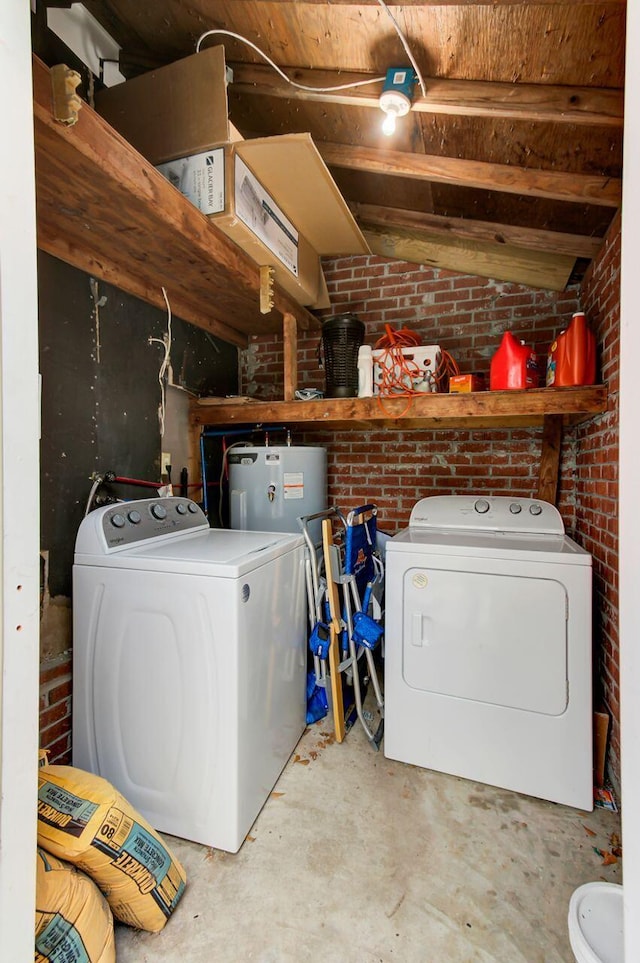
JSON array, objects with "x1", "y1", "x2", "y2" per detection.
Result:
[{"x1": 38, "y1": 252, "x2": 238, "y2": 596}]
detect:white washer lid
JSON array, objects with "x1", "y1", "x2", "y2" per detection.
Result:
[
  {"x1": 75, "y1": 528, "x2": 303, "y2": 578},
  {"x1": 568, "y1": 882, "x2": 624, "y2": 963}
]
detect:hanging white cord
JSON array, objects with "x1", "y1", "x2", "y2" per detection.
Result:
[
  {"x1": 148, "y1": 287, "x2": 172, "y2": 438},
  {"x1": 197, "y1": 6, "x2": 426, "y2": 99},
  {"x1": 376, "y1": 0, "x2": 427, "y2": 97},
  {"x1": 196, "y1": 28, "x2": 385, "y2": 91}
]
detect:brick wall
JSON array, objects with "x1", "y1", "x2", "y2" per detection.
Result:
[
  {"x1": 576, "y1": 211, "x2": 621, "y2": 788},
  {"x1": 39, "y1": 652, "x2": 72, "y2": 764},
  {"x1": 243, "y1": 265, "x2": 583, "y2": 531}
]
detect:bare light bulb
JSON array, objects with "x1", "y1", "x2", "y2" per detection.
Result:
[
  {"x1": 382, "y1": 110, "x2": 397, "y2": 136},
  {"x1": 379, "y1": 86, "x2": 411, "y2": 137}
]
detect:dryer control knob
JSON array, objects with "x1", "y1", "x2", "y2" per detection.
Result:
[
  {"x1": 176, "y1": 503, "x2": 187, "y2": 515},
  {"x1": 474, "y1": 499, "x2": 490, "y2": 514},
  {"x1": 529, "y1": 503, "x2": 543, "y2": 516},
  {"x1": 128, "y1": 510, "x2": 142, "y2": 524},
  {"x1": 110, "y1": 513, "x2": 126, "y2": 528},
  {"x1": 151, "y1": 503, "x2": 167, "y2": 520},
  {"x1": 187, "y1": 502, "x2": 198, "y2": 514},
  {"x1": 509, "y1": 503, "x2": 522, "y2": 514}
]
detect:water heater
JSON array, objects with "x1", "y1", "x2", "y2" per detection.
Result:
[{"x1": 228, "y1": 446, "x2": 327, "y2": 535}]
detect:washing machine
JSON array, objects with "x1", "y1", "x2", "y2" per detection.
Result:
[
  {"x1": 72, "y1": 496, "x2": 307, "y2": 853},
  {"x1": 384, "y1": 495, "x2": 593, "y2": 810}
]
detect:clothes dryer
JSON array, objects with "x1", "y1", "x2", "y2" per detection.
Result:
[
  {"x1": 73, "y1": 497, "x2": 307, "y2": 852},
  {"x1": 384, "y1": 495, "x2": 592, "y2": 810}
]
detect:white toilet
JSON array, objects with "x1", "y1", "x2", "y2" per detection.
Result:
[{"x1": 568, "y1": 882, "x2": 624, "y2": 963}]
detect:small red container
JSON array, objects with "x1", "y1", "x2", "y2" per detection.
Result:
[
  {"x1": 490, "y1": 331, "x2": 539, "y2": 390},
  {"x1": 546, "y1": 312, "x2": 596, "y2": 387}
]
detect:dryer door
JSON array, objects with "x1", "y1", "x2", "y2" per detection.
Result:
[{"x1": 402, "y1": 565, "x2": 568, "y2": 715}]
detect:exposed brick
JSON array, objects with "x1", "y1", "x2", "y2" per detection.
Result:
[
  {"x1": 43, "y1": 733, "x2": 72, "y2": 766},
  {"x1": 39, "y1": 652, "x2": 72, "y2": 688},
  {"x1": 579, "y1": 210, "x2": 621, "y2": 787},
  {"x1": 39, "y1": 651, "x2": 73, "y2": 762},
  {"x1": 39, "y1": 698, "x2": 71, "y2": 732},
  {"x1": 40, "y1": 716, "x2": 72, "y2": 749}
]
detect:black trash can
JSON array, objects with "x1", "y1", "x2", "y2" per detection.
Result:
[{"x1": 321, "y1": 314, "x2": 365, "y2": 398}]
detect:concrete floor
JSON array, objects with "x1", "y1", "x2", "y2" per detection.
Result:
[{"x1": 114, "y1": 715, "x2": 621, "y2": 963}]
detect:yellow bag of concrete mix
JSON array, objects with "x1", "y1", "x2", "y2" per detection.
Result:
[
  {"x1": 37, "y1": 765, "x2": 186, "y2": 932},
  {"x1": 35, "y1": 847, "x2": 115, "y2": 963}
]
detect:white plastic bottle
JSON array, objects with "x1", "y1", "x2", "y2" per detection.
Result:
[{"x1": 358, "y1": 344, "x2": 373, "y2": 397}]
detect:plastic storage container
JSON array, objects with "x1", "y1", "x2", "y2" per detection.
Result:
[
  {"x1": 546, "y1": 312, "x2": 596, "y2": 387},
  {"x1": 357, "y1": 344, "x2": 374, "y2": 397},
  {"x1": 490, "y1": 331, "x2": 539, "y2": 390},
  {"x1": 321, "y1": 313, "x2": 365, "y2": 398}
]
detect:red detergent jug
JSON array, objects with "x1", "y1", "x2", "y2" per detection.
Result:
[
  {"x1": 546, "y1": 312, "x2": 596, "y2": 387},
  {"x1": 490, "y1": 331, "x2": 539, "y2": 390}
]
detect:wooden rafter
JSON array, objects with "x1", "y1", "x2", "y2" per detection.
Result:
[
  {"x1": 362, "y1": 225, "x2": 576, "y2": 291},
  {"x1": 230, "y1": 63, "x2": 623, "y2": 128},
  {"x1": 350, "y1": 204, "x2": 604, "y2": 259},
  {"x1": 318, "y1": 142, "x2": 622, "y2": 207},
  {"x1": 217, "y1": 0, "x2": 624, "y2": 5}
]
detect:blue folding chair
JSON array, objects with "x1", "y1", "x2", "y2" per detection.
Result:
[{"x1": 341, "y1": 504, "x2": 385, "y2": 748}]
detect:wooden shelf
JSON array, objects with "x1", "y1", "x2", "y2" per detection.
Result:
[
  {"x1": 31, "y1": 56, "x2": 317, "y2": 348},
  {"x1": 192, "y1": 385, "x2": 608, "y2": 431}
]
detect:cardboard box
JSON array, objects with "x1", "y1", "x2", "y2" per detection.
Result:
[
  {"x1": 449, "y1": 373, "x2": 486, "y2": 393},
  {"x1": 95, "y1": 47, "x2": 367, "y2": 309},
  {"x1": 155, "y1": 144, "x2": 327, "y2": 307},
  {"x1": 95, "y1": 46, "x2": 233, "y2": 165}
]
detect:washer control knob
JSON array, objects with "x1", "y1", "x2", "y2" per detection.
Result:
[
  {"x1": 128, "y1": 510, "x2": 142, "y2": 525},
  {"x1": 176, "y1": 503, "x2": 187, "y2": 515},
  {"x1": 151, "y1": 503, "x2": 167, "y2": 520},
  {"x1": 529, "y1": 503, "x2": 543, "y2": 516},
  {"x1": 474, "y1": 499, "x2": 490, "y2": 514},
  {"x1": 110, "y1": 513, "x2": 126, "y2": 528},
  {"x1": 509, "y1": 503, "x2": 522, "y2": 514},
  {"x1": 187, "y1": 502, "x2": 198, "y2": 514}
]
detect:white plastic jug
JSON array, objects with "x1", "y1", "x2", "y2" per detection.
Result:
[{"x1": 357, "y1": 344, "x2": 373, "y2": 397}]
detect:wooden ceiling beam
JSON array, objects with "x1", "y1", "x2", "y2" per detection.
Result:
[
  {"x1": 222, "y1": 0, "x2": 624, "y2": 5},
  {"x1": 230, "y1": 64, "x2": 623, "y2": 128},
  {"x1": 350, "y1": 203, "x2": 604, "y2": 259},
  {"x1": 318, "y1": 142, "x2": 621, "y2": 207},
  {"x1": 361, "y1": 224, "x2": 576, "y2": 291}
]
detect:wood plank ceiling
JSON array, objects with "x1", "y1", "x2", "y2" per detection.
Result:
[{"x1": 75, "y1": 0, "x2": 625, "y2": 290}]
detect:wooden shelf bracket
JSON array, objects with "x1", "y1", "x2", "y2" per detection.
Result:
[{"x1": 50, "y1": 64, "x2": 82, "y2": 126}]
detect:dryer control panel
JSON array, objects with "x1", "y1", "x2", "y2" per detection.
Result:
[
  {"x1": 76, "y1": 497, "x2": 209, "y2": 554},
  {"x1": 409, "y1": 495, "x2": 565, "y2": 535}
]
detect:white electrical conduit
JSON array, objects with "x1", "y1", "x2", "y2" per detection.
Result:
[
  {"x1": 196, "y1": 0, "x2": 427, "y2": 99},
  {"x1": 196, "y1": 28, "x2": 384, "y2": 90}
]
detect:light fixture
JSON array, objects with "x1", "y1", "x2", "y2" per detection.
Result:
[{"x1": 379, "y1": 67, "x2": 415, "y2": 136}]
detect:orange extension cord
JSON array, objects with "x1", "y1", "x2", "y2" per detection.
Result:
[{"x1": 373, "y1": 324, "x2": 459, "y2": 415}]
